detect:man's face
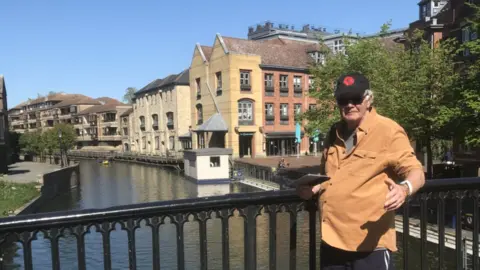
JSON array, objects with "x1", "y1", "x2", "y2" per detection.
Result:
[{"x1": 336, "y1": 94, "x2": 369, "y2": 124}]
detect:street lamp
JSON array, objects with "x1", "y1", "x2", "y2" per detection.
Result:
[{"x1": 58, "y1": 130, "x2": 64, "y2": 167}]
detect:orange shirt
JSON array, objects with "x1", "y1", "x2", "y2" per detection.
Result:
[{"x1": 318, "y1": 108, "x2": 423, "y2": 252}]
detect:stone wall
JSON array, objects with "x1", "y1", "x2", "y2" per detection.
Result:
[{"x1": 15, "y1": 163, "x2": 80, "y2": 215}]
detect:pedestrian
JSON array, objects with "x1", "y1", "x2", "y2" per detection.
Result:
[{"x1": 296, "y1": 73, "x2": 425, "y2": 269}]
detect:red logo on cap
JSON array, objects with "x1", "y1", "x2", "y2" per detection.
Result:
[{"x1": 343, "y1": 76, "x2": 355, "y2": 86}]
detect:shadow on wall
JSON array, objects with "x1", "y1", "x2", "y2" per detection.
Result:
[{"x1": 16, "y1": 164, "x2": 81, "y2": 215}]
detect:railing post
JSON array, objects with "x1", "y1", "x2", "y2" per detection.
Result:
[{"x1": 244, "y1": 205, "x2": 257, "y2": 269}]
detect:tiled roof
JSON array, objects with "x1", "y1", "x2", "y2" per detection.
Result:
[
  {"x1": 96, "y1": 97, "x2": 122, "y2": 105},
  {"x1": 26, "y1": 93, "x2": 72, "y2": 106},
  {"x1": 120, "y1": 108, "x2": 133, "y2": 116},
  {"x1": 77, "y1": 103, "x2": 122, "y2": 115},
  {"x1": 135, "y1": 69, "x2": 189, "y2": 96},
  {"x1": 200, "y1": 46, "x2": 213, "y2": 61},
  {"x1": 52, "y1": 95, "x2": 101, "y2": 108},
  {"x1": 220, "y1": 36, "x2": 321, "y2": 69}
]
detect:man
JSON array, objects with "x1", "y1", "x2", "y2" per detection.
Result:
[{"x1": 297, "y1": 73, "x2": 425, "y2": 269}]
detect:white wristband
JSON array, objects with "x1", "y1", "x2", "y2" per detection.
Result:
[{"x1": 400, "y1": 180, "x2": 413, "y2": 196}]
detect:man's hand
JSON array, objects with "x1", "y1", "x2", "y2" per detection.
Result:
[
  {"x1": 296, "y1": 184, "x2": 323, "y2": 200},
  {"x1": 384, "y1": 178, "x2": 408, "y2": 211}
]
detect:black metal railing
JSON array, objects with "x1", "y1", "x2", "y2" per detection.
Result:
[{"x1": 1, "y1": 178, "x2": 480, "y2": 269}]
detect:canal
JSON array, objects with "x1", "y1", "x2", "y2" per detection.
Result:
[{"x1": 0, "y1": 160, "x2": 470, "y2": 269}]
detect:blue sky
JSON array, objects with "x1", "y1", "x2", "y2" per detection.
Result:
[{"x1": 1, "y1": 0, "x2": 419, "y2": 107}]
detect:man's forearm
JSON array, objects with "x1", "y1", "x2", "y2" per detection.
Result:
[{"x1": 404, "y1": 169, "x2": 425, "y2": 195}]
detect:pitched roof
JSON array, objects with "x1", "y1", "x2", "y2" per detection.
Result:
[
  {"x1": 200, "y1": 46, "x2": 213, "y2": 61},
  {"x1": 77, "y1": 104, "x2": 121, "y2": 115},
  {"x1": 194, "y1": 113, "x2": 228, "y2": 132},
  {"x1": 135, "y1": 69, "x2": 190, "y2": 95},
  {"x1": 96, "y1": 97, "x2": 122, "y2": 105},
  {"x1": 220, "y1": 35, "x2": 321, "y2": 69},
  {"x1": 52, "y1": 95, "x2": 101, "y2": 108},
  {"x1": 120, "y1": 108, "x2": 133, "y2": 116}
]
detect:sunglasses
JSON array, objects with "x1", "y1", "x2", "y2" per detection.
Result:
[{"x1": 336, "y1": 96, "x2": 364, "y2": 106}]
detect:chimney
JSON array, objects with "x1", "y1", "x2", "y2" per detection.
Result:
[
  {"x1": 265, "y1": 21, "x2": 273, "y2": 29},
  {"x1": 302, "y1": 24, "x2": 310, "y2": 32},
  {"x1": 248, "y1": 26, "x2": 254, "y2": 34}
]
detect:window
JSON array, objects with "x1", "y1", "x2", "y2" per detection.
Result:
[
  {"x1": 196, "y1": 104, "x2": 203, "y2": 125},
  {"x1": 210, "y1": 156, "x2": 220, "y2": 167},
  {"x1": 309, "y1": 77, "x2": 314, "y2": 90},
  {"x1": 152, "y1": 114, "x2": 158, "y2": 130},
  {"x1": 265, "y1": 74, "x2": 274, "y2": 95},
  {"x1": 294, "y1": 104, "x2": 302, "y2": 116},
  {"x1": 198, "y1": 132, "x2": 205, "y2": 149},
  {"x1": 462, "y1": 27, "x2": 472, "y2": 56},
  {"x1": 294, "y1": 76, "x2": 302, "y2": 97},
  {"x1": 334, "y1": 40, "x2": 344, "y2": 54},
  {"x1": 265, "y1": 103, "x2": 274, "y2": 124},
  {"x1": 142, "y1": 136, "x2": 146, "y2": 149},
  {"x1": 196, "y1": 78, "x2": 201, "y2": 98},
  {"x1": 155, "y1": 136, "x2": 160, "y2": 150},
  {"x1": 238, "y1": 99, "x2": 254, "y2": 125},
  {"x1": 310, "y1": 51, "x2": 325, "y2": 65},
  {"x1": 280, "y1": 103, "x2": 289, "y2": 125},
  {"x1": 280, "y1": 75, "x2": 288, "y2": 89},
  {"x1": 240, "y1": 70, "x2": 251, "y2": 90},
  {"x1": 309, "y1": 104, "x2": 316, "y2": 111},
  {"x1": 169, "y1": 136, "x2": 175, "y2": 150},
  {"x1": 139, "y1": 116, "x2": 145, "y2": 130},
  {"x1": 216, "y1": 72, "x2": 222, "y2": 90},
  {"x1": 166, "y1": 112, "x2": 174, "y2": 129}
]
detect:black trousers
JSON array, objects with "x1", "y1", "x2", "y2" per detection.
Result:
[{"x1": 320, "y1": 243, "x2": 395, "y2": 270}]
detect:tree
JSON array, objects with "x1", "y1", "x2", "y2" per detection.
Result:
[
  {"x1": 123, "y1": 87, "x2": 137, "y2": 104},
  {"x1": 455, "y1": 3, "x2": 480, "y2": 147},
  {"x1": 303, "y1": 24, "x2": 461, "y2": 178},
  {"x1": 19, "y1": 124, "x2": 76, "y2": 161}
]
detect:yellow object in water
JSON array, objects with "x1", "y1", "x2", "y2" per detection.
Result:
[{"x1": 102, "y1": 160, "x2": 109, "y2": 165}]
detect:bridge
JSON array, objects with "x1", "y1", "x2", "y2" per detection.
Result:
[{"x1": 1, "y1": 177, "x2": 480, "y2": 269}]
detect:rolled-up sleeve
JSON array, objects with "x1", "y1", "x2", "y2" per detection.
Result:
[{"x1": 387, "y1": 125, "x2": 424, "y2": 178}]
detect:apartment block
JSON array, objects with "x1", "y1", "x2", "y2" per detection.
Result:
[
  {"x1": 120, "y1": 108, "x2": 133, "y2": 151},
  {"x1": 75, "y1": 100, "x2": 131, "y2": 150},
  {"x1": 190, "y1": 34, "x2": 329, "y2": 158},
  {"x1": 132, "y1": 70, "x2": 191, "y2": 155},
  {"x1": 0, "y1": 75, "x2": 8, "y2": 173}
]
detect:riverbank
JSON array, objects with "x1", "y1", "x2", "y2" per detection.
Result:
[{"x1": 0, "y1": 179, "x2": 40, "y2": 217}]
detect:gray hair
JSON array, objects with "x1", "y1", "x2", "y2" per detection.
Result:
[{"x1": 364, "y1": 89, "x2": 374, "y2": 107}]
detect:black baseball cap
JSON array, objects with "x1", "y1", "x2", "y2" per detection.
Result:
[{"x1": 334, "y1": 73, "x2": 370, "y2": 100}]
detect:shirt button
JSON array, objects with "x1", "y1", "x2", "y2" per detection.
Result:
[{"x1": 330, "y1": 183, "x2": 333, "y2": 186}]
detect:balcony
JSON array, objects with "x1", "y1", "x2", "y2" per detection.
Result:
[
  {"x1": 100, "y1": 121, "x2": 118, "y2": 128},
  {"x1": 58, "y1": 114, "x2": 72, "y2": 120},
  {"x1": 0, "y1": 177, "x2": 479, "y2": 269},
  {"x1": 100, "y1": 135, "x2": 122, "y2": 141},
  {"x1": 76, "y1": 135, "x2": 92, "y2": 141}
]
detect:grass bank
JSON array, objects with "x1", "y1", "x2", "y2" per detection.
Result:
[{"x1": 0, "y1": 179, "x2": 40, "y2": 217}]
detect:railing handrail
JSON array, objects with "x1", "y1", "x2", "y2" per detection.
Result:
[
  {"x1": 2, "y1": 177, "x2": 480, "y2": 231},
  {"x1": 0, "y1": 189, "x2": 299, "y2": 230}
]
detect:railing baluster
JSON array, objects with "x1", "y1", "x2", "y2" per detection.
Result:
[
  {"x1": 198, "y1": 213, "x2": 208, "y2": 270},
  {"x1": 176, "y1": 214, "x2": 185, "y2": 270},
  {"x1": 420, "y1": 193, "x2": 428, "y2": 270},
  {"x1": 150, "y1": 217, "x2": 161, "y2": 270},
  {"x1": 48, "y1": 229, "x2": 61, "y2": 270},
  {"x1": 268, "y1": 205, "x2": 277, "y2": 270},
  {"x1": 101, "y1": 223, "x2": 112, "y2": 270},
  {"x1": 22, "y1": 234, "x2": 34, "y2": 270},
  {"x1": 126, "y1": 219, "x2": 137, "y2": 270},
  {"x1": 437, "y1": 192, "x2": 446, "y2": 270},
  {"x1": 402, "y1": 200, "x2": 410, "y2": 270},
  {"x1": 289, "y1": 204, "x2": 297, "y2": 270},
  {"x1": 308, "y1": 201, "x2": 317, "y2": 270},
  {"x1": 220, "y1": 209, "x2": 230, "y2": 270},
  {"x1": 473, "y1": 190, "x2": 479, "y2": 270},
  {"x1": 244, "y1": 205, "x2": 257, "y2": 270},
  {"x1": 455, "y1": 191, "x2": 463, "y2": 270}
]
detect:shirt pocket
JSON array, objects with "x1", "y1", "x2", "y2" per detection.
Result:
[
  {"x1": 325, "y1": 148, "x2": 337, "y2": 174},
  {"x1": 347, "y1": 150, "x2": 378, "y2": 176}
]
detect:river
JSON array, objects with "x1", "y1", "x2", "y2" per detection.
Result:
[{"x1": 0, "y1": 160, "x2": 471, "y2": 269}]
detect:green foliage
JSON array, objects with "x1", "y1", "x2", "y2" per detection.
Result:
[
  {"x1": 19, "y1": 123, "x2": 76, "y2": 156},
  {"x1": 123, "y1": 87, "x2": 137, "y2": 104},
  {"x1": 0, "y1": 180, "x2": 39, "y2": 217}
]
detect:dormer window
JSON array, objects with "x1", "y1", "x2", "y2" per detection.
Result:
[{"x1": 309, "y1": 51, "x2": 325, "y2": 65}]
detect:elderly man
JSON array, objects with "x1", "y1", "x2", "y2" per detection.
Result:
[{"x1": 297, "y1": 73, "x2": 425, "y2": 269}]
